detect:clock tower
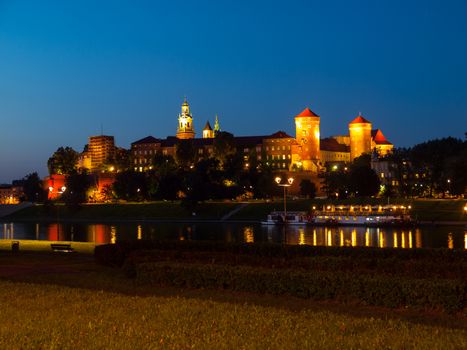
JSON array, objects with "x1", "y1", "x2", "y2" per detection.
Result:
[{"x1": 176, "y1": 97, "x2": 195, "y2": 139}]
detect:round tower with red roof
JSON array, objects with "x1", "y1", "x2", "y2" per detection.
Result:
[
  {"x1": 294, "y1": 107, "x2": 320, "y2": 171},
  {"x1": 349, "y1": 114, "x2": 372, "y2": 161}
]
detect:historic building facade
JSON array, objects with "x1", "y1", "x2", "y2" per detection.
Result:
[{"x1": 130, "y1": 99, "x2": 394, "y2": 173}]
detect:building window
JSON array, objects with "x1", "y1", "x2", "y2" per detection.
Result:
[
  {"x1": 282, "y1": 155, "x2": 286, "y2": 160},
  {"x1": 272, "y1": 146, "x2": 275, "y2": 151}
]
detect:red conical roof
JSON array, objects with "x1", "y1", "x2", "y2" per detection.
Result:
[
  {"x1": 349, "y1": 115, "x2": 371, "y2": 124},
  {"x1": 296, "y1": 107, "x2": 319, "y2": 118},
  {"x1": 372, "y1": 129, "x2": 392, "y2": 145}
]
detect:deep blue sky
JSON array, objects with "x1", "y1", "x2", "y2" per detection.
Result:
[{"x1": 1, "y1": 0, "x2": 466, "y2": 182}]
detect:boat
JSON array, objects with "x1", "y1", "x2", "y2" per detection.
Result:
[
  {"x1": 261, "y1": 211, "x2": 313, "y2": 225},
  {"x1": 313, "y1": 214, "x2": 414, "y2": 226},
  {"x1": 312, "y1": 205, "x2": 415, "y2": 227}
]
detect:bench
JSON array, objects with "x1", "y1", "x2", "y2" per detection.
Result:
[{"x1": 51, "y1": 243, "x2": 74, "y2": 253}]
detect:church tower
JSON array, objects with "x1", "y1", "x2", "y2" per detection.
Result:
[
  {"x1": 202, "y1": 121, "x2": 214, "y2": 138},
  {"x1": 294, "y1": 107, "x2": 320, "y2": 171},
  {"x1": 349, "y1": 114, "x2": 372, "y2": 161},
  {"x1": 176, "y1": 97, "x2": 195, "y2": 139}
]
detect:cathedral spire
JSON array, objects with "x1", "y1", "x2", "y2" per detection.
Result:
[{"x1": 214, "y1": 114, "x2": 221, "y2": 134}]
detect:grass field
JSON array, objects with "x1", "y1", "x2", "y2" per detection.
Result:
[{"x1": 0, "y1": 251, "x2": 465, "y2": 349}]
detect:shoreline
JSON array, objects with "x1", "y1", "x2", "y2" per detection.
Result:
[{"x1": 1, "y1": 217, "x2": 466, "y2": 227}]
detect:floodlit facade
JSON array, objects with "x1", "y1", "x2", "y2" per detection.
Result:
[
  {"x1": 129, "y1": 99, "x2": 394, "y2": 173},
  {"x1": 88, "y1": 135, "x2": 115, "y2": 171}
]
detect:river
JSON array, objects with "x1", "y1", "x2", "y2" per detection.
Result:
[{"x1": 0, "y1": 221, "x2": 466, "y2": 249}]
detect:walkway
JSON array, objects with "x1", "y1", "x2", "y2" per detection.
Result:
[{"x1": 221, "y1": 203, "x2": 249, "y2": 221}]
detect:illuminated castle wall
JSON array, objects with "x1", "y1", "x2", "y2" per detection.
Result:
[
  {"x1": 293, "y1": 108, "x2": 320, "y2": 171},
  {"x1": 348, "y1": 115, "x2": 372, "y2": 161},
  {"x1": 129, "y1": 99, "x2": 394, "y2": 174}
]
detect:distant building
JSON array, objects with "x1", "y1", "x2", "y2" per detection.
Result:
[
  {"x1": 88, "y1": 135, "x2": 116, "y2": 172},
  {"x1": 0, "y1": 184, "x2": 23, "y2": 204}
]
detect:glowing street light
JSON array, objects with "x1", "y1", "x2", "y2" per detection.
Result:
[{"x1": 275, "y1": 176, "x2": 294, "y2": 222}]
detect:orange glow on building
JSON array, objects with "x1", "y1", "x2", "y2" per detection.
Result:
[
  {"x1": 44, "y1": 174, "x2": 66, "y2": 200},
  {"x1": 349, "y1": 114, "x2": 372, "y2": 161},
  {"x1": 294, "y1": 107, "x2": 320, "y2": 171}
]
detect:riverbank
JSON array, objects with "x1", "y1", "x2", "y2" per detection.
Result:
[
  {"x1": 0, "y1": 251, "x2": 465, "y2": 349},
  {"x1": 2, "y1": 199, "x2": 466, "y2": 225}
]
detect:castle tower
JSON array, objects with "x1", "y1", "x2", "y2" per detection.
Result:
[
  {"x1": 294, "y1": 107, "x2": 320, "y2": 171},
  {"x1": 349, "y1": 114, "x2": 372, "y2": 161},
  {"x1": 176, "y1": 97, "x2": 195, "y2": 139},
  {"x1": 202, "y1": 121, "x2": 214, "y2": 138}
]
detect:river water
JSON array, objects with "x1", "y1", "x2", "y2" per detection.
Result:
[{"x1": 0, "y1": 221, "x2": 466, "y2": 249}]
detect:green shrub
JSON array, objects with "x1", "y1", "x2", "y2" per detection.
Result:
[
  {"x1": 95, "y1": 240, "x2": 467, "y2": 267},
  {"x1": 135, "y1": 262, "x2": 466, "y2": 313},
  {"x1": 123, "y1": 249, "x2": 467, "y2": 279}
]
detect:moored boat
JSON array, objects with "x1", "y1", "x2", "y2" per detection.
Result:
[
  {"x1": 312, "y1": 205, "x2": 415, "y2": 227},
  {"x1": 261, "y1": 211, "x2": 313, "y2": 225}
]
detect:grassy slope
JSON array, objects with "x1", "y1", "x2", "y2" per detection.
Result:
[
  {"x1": 3, "y1": 199, "x2": 466, "y2": 222},
  {"x1": 5, "y1": 202, "x2": 238, "y2": 221},
  {"x1": 0, "y1": 252, "x2": 465, "y2": 349}
]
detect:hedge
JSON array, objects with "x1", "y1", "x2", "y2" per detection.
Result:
[
  {"x1": 134, "y1": 262, "x2": 466, "y2": 312},
  {"x1": 95, "y1": 240, "x2": 467, "y2": 267},
  {"x1": 123, "y1": 249, "x2": 467, "y2": 280}
]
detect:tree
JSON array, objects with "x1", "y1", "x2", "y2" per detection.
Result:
[
  {"x1": 62, "y1": 172, "x2": 93, "y2": 204},
  {"x1": 175, "y1": 139, "x2": 195, "y2": 168},
  {"x1": 21, "y1": 172, "x2": 46, "y2": 202},
  {"x1": 321, "y1": 168, "x2": 348, "y2": 198},
  {"x1": 213, "y1": 131, "x2": 237, "y2": 167},
  {"x1": 409, "y1": 137, "x2": 464, "y2": 196},
  {"x1": 47, "y1": 147, "x2": 79, "y2": 175},
  {"x1": 112, "y1": 171, "x2": 147, "y2": 201},
  {"x1": 103, "y1": 147, "x2": 131, "y2": 172},
  {"x1": 299, "y1": 179, "x2": 317, "y2": 199},
  {"x1": 349, "y1": 155, "x2": 380, "y2": 197}
]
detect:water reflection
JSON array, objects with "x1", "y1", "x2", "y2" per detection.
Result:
[{"x1": 0, "y1": 222, "x2": 466, "y2": 249}]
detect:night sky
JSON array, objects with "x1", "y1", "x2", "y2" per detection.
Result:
[{"x1": 1, "y1": 0, "x2": 466, "y2": 182}]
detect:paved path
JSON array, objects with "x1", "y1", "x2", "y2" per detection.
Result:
[{"x1": 221, "y1": 203, "x2": 249, "y2": 221}]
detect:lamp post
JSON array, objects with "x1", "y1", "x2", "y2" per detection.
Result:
[{"x1": 275, "y1": 176, "x2": 294, "y2": 223}]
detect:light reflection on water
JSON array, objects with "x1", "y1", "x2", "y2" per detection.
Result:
[{"x1": 0, "y1": 222, "x2": 466, "y2": 249}]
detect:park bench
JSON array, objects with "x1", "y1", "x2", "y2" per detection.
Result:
[{"x1": 51, "y1": 243, "x2": 74, "y2": 253}]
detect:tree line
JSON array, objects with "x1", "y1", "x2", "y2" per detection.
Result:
[{"x1": 18, "y1": 134, "x2": 466, "y2": 204}]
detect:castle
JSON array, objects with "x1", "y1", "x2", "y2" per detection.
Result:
[
  {"x1": 45, "y1": 98, "x2": 394, "y2": 199},
  {"x1": 131, "y1": 98, "x2": 393, "y2": 173}
]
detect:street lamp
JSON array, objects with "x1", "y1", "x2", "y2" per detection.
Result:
[{"x1": 275, "y1": 176, "x2": 294, "y2": 222}]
